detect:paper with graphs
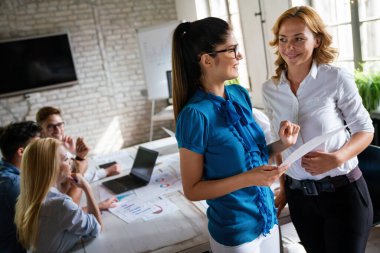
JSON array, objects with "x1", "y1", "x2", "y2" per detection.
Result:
[{"x1": 280, "y1": 121, "x2": 355, "y2": 167}]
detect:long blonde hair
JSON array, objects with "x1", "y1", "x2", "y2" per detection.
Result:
[
  {"x1": 270, "y1": 6, "x2": 338, "y2": 81},
  {"x1": 15, "y1": 138, "x2": 61, "y2": 250}
]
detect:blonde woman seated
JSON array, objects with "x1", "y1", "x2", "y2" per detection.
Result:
[{"x1": 15, "y1": 138, "x2": 102, "y2": 253}]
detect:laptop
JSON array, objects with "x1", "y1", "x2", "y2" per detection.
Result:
[{"x1": 102, "y1": 146, "x2": 159, "y2": 194}]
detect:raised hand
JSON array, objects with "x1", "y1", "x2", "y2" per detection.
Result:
[
  {"x1": 62, "y1": 135, "x2": 76, "y2": 154},
  {"x1": 68, "y1": 173, "x2": 89, "y2": 190},
  {"x1": 76, "y1": 137, "x2": 90, "y2": 160},
  {"x1": 278, "y1": 120, "x2": 300, "y2": 148}
]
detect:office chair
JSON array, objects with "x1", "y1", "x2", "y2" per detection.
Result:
[{"x1": 358, "y1": 145, "x2": 380, "y2": 226}]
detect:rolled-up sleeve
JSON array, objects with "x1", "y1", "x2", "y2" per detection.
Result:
[
  {"x1": 176, "y1": 107, "x2": 208, "y2": 154},
  {"x1": 337, "y1": 69, "x2": 374, "y2": 134}
]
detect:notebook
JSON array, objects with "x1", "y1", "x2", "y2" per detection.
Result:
[{"x1": 102, "y1": 146, "x2": 159, "y2": 194}]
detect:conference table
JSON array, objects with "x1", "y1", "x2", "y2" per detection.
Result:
[{"x1": 71, "y1": 137, "x2": 210, "y2": 253}]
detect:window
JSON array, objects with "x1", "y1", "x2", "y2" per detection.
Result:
[
  {"x1": 207, "y1": 0, "x2": 250, "y2": 89},
  {"x1": 358, "y1": 0, "x2": 380, "y2": 71},
  {"x1": 292, "y1": 0, "x2": 380, "y2": 72}
]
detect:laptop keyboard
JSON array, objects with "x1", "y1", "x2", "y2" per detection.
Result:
[{"x1": 101, "y1": 175, "x2": 146, "y2": 194}]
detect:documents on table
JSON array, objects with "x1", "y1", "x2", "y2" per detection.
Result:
[
  {"x1": 109, "y1": 196, "x2": 179, "y2": 223},
  {"x1": 280, "y1": 122, "x2": 354, "y2": 167},
  {"x1": 135, "y1": 165, "x2": 182, "y2": 200},
  {"x1": 108, "y1": 158, "x2": 182, "y2": 223}
]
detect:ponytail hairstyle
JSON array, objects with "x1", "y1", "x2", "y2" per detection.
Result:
[
  {"x1": 172, "y1": 17, "x2": 231, "y2": 120},
  {"x1": 269, "y1": 6, "x2": 338, "y2": 82},
  {"x1": 15, "y1": 138, "x2": 61, "y2": 251}
]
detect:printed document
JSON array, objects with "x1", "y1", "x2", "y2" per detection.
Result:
[{"x1": 281, "y1": 122, "x2": 354, "y2": 167}]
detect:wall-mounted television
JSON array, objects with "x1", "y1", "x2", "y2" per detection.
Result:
[{"x1": 0, "y1": 33, "x2": 78, "y2": 98}]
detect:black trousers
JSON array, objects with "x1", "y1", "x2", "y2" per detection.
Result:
[{"x1": 285, "y1": 176, "x2": 373, "y2": 253}]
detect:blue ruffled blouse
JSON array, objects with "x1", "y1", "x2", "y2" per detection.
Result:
[{"x1": 176, "y1": 84, "x2": 277, "y2": 246}]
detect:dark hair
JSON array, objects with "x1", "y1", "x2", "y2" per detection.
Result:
[
  {"x1": 36, "y1": 106, "x2": 61, "y2": 125},
  {"x1": 0, "y1": 121, "x2": 41, "y2": 161},
  {"x1": 172, "y1": 17, "x2": 231, "y2": 119}
]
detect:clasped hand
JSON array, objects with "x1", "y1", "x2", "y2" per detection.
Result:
[
  {"x1": 249, "y1": 164, "x2": 289, "y2": 187},
  {"x1": 302, "y1": 151, "x2": 340, "y2": 175}
]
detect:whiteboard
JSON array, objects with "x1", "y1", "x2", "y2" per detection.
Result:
[{"x1": 137, "y1": 21, "x2": 179, "y2": 100}]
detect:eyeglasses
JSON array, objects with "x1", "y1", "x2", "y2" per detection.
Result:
[
  {"x1": 46, "y1": 122, "x2": 65, "y2": 131},
  {"x1": 207, "y1": 44, "x2": 239, "y2": 59}
]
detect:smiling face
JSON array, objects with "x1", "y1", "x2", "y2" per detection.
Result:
[
  {"x1": 278, "y1": 17, "x2": 320, "y2": 71},
  {"x1": 201, "y1": 32, "x2": 243, "y2": 85},
  {"x1": 40, "y1": 114, "x2": 65, "y2": 141},
  {"x1": 212, "y1": 33, "x2": 243, "y2": 81}
]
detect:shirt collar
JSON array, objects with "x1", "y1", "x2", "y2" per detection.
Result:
[
  {"x1": 0, "y1": 158, "x2": 20, "y2": 175},
  {"x1": 309, "y1": 60, "x2": 318, "y2": 79},
  {"x1": 195, "y1": 86, "x2": 229, "y2": 103},
  {"x1": 279, "y1": 60, "x2": 319, "y2": 85},
  {"x1": 279, "y1": 71, "x2": 288, "y2": 85},
  {"x1": 50, "y1": 186, "x2": 61, "y2": 194}
]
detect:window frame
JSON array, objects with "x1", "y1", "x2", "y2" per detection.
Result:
[{"x1": 297, "y1": 0, "x2": 380, "y2": 70}]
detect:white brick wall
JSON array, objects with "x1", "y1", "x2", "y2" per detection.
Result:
[{"x1": 0, "y1": 0, "x2": 176, "y2": 154}]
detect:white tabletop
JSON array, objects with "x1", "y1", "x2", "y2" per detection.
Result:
[{"x1": 71, "y1": 138, "x2": 210, "y2": 253}]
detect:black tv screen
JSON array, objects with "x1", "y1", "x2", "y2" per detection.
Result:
[{"x1": 0, "y1": 33, "x2": 78, "y2": 98}]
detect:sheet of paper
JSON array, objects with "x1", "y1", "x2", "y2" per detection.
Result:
[
  {"x1": 281, "y1": 122, "x2": 354, "y2": 167},
  {"x1": 134, "y1": 164, "x2": 182, "y2": 200},
  {"x1": 109, "y1": 196, "x2": 178, "y2": 223}
]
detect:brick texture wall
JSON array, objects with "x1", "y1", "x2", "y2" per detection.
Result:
[{"x1": 0, "y1": 0, "x2": 176, "y2": 154}]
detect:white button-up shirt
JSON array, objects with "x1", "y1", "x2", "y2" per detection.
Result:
[{"x1": 262, "y1": 62, "x2": 374, "y2": 180}]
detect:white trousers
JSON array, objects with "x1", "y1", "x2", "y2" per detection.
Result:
[{"x1": 209, "y1": 225, "x2": 280, "y2": 253}]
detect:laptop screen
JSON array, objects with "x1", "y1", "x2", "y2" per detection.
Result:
[{"x1": 130, "y1": 146, "x2": 159, "y2": 182}]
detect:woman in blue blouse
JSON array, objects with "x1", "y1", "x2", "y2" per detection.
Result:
[{"x1": 171, "y1": 17, "x2": 300, "y2": 252}]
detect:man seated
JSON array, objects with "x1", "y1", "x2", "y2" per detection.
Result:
[
  {"x1": 36, "y1": 106, "x2": 121, "y2": 181},
  {"x1": 0, "y1": 121, "x2": 41, "y2": 253}
]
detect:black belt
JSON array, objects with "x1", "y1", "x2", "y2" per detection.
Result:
[{"x1": 286, "y1": 167, "x2": 362, "y2": 196}]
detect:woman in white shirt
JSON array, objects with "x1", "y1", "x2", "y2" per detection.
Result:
[
  {"x1": 262, "y1": 6, "x2": 374, "y2": 253},
  {"x1": 15, "y1": 138, "x2": 102, "y2": 253}
]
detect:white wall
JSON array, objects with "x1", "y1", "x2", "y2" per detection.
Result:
[
  {"x1": 175, "y1": 0, "x2": 209, "y2": 21},
  {"x1": 0, "y1": 0, "x2": 177, "y2": 153},
  {"x1": 175, "y1": 0, "x2": 197, "y2": 21}
]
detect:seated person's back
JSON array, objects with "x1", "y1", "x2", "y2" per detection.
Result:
[{"x1": 0, "y1": 121, "x2": 41, "y2": 253}]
